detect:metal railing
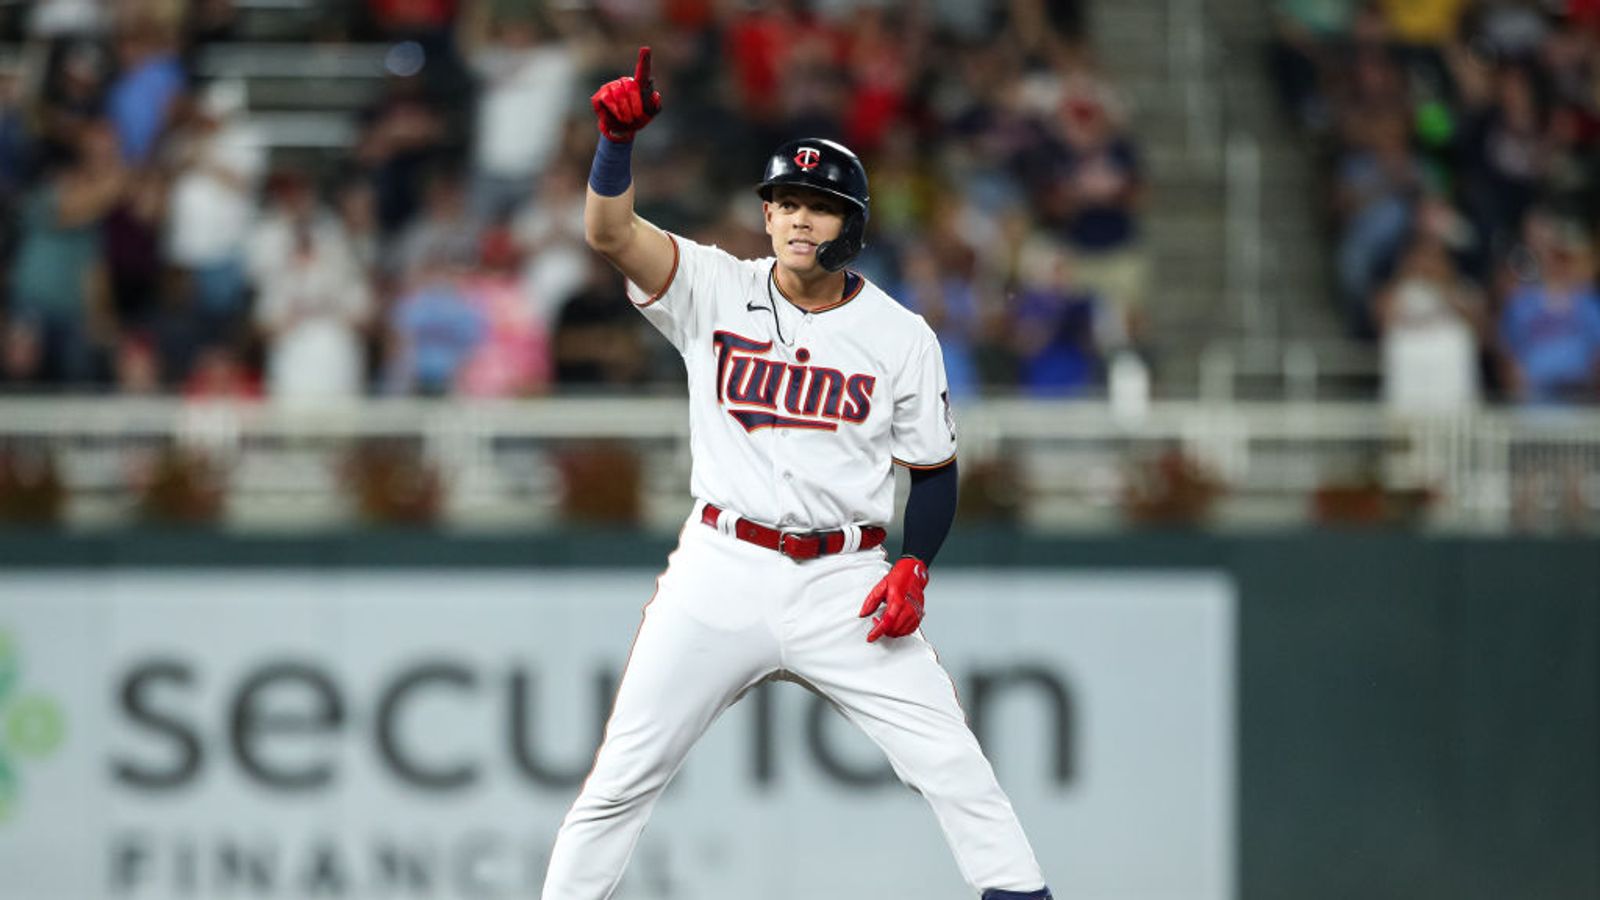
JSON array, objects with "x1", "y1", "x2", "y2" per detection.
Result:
[
  {"x1": 195, "y1": 43, "x2": 389, "y2": 80},
  {"x1": 1170, "y1": 0, "x2": 1223, "y2": 168},
  {"x1": 1, "y1": 397, "x2": 1597, "y2": 533},
  {"x1": 1199, "y1": 337, "x2": 1382, "y2": 403}
]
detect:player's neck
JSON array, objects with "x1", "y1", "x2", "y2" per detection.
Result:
[{"x1": 773, "y1": 265, "x2": 848, "y2": 312}]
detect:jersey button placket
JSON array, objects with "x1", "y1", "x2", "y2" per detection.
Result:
[{"x1": 775, "y1": 424, "x2": 798, "y2": 522}]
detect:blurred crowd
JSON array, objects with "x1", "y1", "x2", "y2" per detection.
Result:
[
  {"x1": 0, "y1": 0, "x2": 1147, "y2": 403},
  {"x1": 1272, "y1": 0, "x2": 1600, "y2": 409}
]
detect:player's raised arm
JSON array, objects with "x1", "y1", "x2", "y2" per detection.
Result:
[{"x1": 584, "y1": 47, "x2": 675, "y2": 297}]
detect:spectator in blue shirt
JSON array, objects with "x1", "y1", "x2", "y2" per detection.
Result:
[
  {"x1": 1034, "y1": 78, "x2": 1147, "y2": 349},
  {"x1": 386, "y1": 260, "x2": 487, "y2": 397},
  {"x1": 1012, "y1": 237, "x2": 1104, "y2": 397},
  {"x1": 106, "y1": 20, "x2": 186, "y2": 166},
  {"x1": 1498, "y1": 224, "x2": 1600, "y2": 405}
]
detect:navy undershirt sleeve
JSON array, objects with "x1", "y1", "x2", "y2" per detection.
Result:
[
  {"x1": 588, "y1": 135, "x2": 634, "y2": 196},
  {"x1": 900, "y1": 458, "x2": 958, "y2": 566}
]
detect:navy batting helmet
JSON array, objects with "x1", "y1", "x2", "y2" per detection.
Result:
[{"x1": 757, "y1": 138, "x2": 870, "y2": 272}]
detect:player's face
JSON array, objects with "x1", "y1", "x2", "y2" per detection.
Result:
[{"x1": 764, "y1": 187, "x2": 847, "y2": 272}]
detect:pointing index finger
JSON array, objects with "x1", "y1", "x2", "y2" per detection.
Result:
[{"x1": 634, "y1": 46, "x2": 652, "y2": 89}]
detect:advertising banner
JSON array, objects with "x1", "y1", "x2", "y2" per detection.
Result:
[{"x1": 0, "y1": 569, "x2": 1233, "y2": 900}]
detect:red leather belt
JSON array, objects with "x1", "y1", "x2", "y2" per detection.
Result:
[{"x1": 701, "y1": 503, "x2": 886, "y2": 561}]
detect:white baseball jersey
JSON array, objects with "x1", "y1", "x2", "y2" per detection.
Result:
[
  {"x1": 547, "y1": 237, "x2": 1046, "y2": 900},
  {"x1": 624, "y1": 233, "x2": 957, "y2": 531}
]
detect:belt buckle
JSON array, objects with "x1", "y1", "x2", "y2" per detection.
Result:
[{"x1": 779, "y1": 531, "x2": 820, "y2": 561}]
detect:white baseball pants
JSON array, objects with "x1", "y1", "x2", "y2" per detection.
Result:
[{"x1": 541, "y1": 506, "x2": 1046, "y2": 899}]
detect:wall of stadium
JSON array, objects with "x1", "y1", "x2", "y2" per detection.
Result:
[{"x1": 0, "y1": 531, "x2": 1595, "y2": 900}]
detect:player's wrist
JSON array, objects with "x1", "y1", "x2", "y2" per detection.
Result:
[
  {"x1": 589, "y1": 135, "x2": 634, "y2": 197},
  {"x1": 894, "y1": 556, "x2": 930, "y2": 585}
]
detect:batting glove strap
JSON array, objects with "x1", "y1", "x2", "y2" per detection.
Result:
[{"x1": 981, "y1": 889, "x2": 1053, "y2": 900}]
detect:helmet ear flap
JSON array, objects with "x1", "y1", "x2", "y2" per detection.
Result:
[{"x1": 816, "y1": 208, "x2": 866, "y2": 272}]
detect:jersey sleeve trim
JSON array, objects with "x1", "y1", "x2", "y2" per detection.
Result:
[
  {"x1": 893, "y1": 451, "x2": 958, "y2": 471},
  {"x1": 630, "y1": 233, "x2": 680, "y2": 309}
]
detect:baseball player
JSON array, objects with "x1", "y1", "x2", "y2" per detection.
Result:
[{"x1": 541, "y1": 48, "x2": 1053, "y2": 900}]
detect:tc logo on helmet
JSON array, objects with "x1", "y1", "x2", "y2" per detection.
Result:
[{"x1": 794, "y1": 148, "x2": 821, "y2": 170}]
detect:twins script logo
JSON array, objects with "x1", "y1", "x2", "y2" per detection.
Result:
[
  {"x1": 713, "y1": 331, "x2": 874, "y2": 432},
  {"x1": 793, "y1": 147, "x2": 821, "y2": 170}
]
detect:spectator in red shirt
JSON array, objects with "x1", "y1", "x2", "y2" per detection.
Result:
[
  {"x1": 724, "y1": 0, "x2": 845, "y2": 133},
  {"x1": 842, "y1": 6, "x2": 920, "y2": 154},
  {"x1": 183, "y1": 344, "x2": 263, "y2": 402},
  {"x1": 367, "y1": 0, "x2": 459, "y2": 39}
]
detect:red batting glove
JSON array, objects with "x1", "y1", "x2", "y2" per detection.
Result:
[
  {"x1": 859, "y1": 557, "x2": 930, "y2": 643},
  {"x1": 591, "y1": 46, "x2": 663, "y2": 142}
]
